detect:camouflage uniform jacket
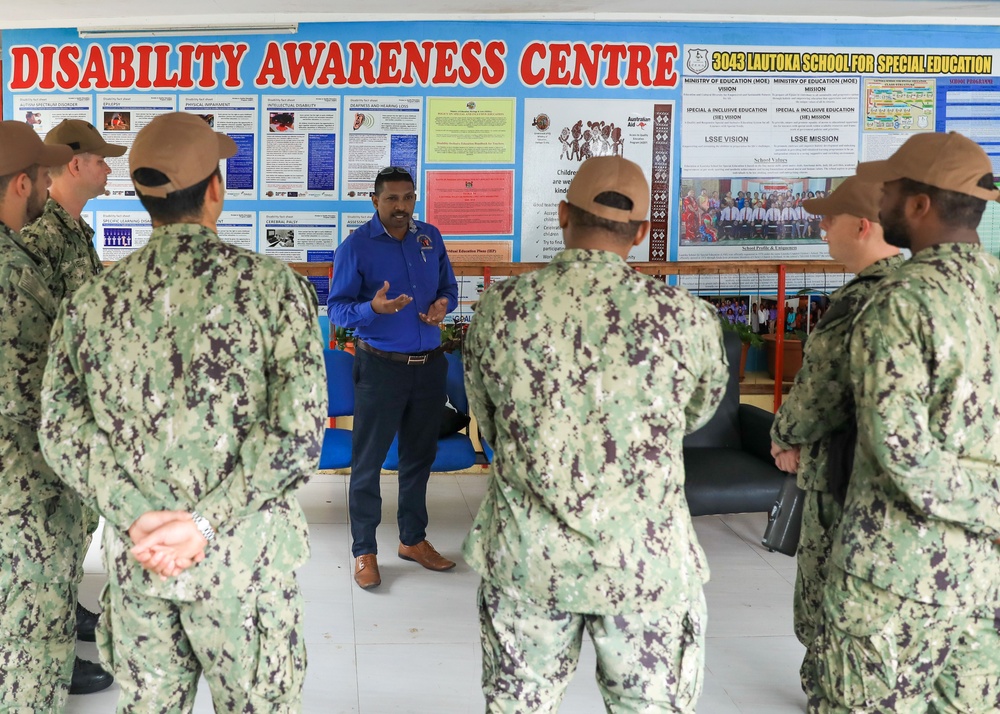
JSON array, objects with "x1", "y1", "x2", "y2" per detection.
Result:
[
  {"x1": 462, "y1": 249, "x2": 728, "y2": 615},
  {"x1": 0, "y1": 222, "x2": 83, "y2": 583},
  {"x1": 771, "y1": 254, "x2": 904, "y2": 492},
  {"x1": 21, "y1": 198, "x2": 102, "y2": 303},
  {"x1": 835, "y1": 243, "x2": 1000, "y2": 607},
  {"x1": 40, "y1": 223, "x2": 326, "y2": 601}
]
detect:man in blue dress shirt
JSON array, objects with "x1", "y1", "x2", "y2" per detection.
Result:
[{"x1": 328, "y1": 166, "x2": 459, "y2": 590}]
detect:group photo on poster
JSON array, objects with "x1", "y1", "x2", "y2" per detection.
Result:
[{"x1": 678, "y1": 176, "x2": 847, "y2": 252}]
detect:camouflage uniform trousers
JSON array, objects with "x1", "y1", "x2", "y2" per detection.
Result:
[
  {"x1": 478, "y1": 580, "x2": 706, "y2": 713},
  {"x1": 794, "y1": 490, "x2": 842, "y2": 700},
  {"x1": 0, "y1": 493, "x2": 85, "y2": 713},
  {"x1": 809, "y1": 568, "x2": 1000, "y2": 713},
  {"x1": 97, "y1": 571, "x2": 307, "y2": 713}
]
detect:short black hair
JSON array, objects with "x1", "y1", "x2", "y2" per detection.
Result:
[
  {"x1": 374, "y1": 167, "x2": 414, "y2": 197},
  {"x1": 565, "y1": 191, "x2": 644, "y2": 243},
  {"x1": 897, "y1": 174, "x2": 994, "y2": 230},
  {"x1": 134, "y1": 167, "x2": 221, "y2": 224},
  {"x1": 0, "y1": 164, "x2": 39, "y2": 198}
]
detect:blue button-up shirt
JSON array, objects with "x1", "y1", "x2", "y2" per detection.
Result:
[{"x1": 328, "y1": 212, "x2": 458, "y2": 353}]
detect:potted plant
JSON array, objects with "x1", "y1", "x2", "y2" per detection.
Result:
[
  {"x1": 440, "y1": 322, "x2": 466, "y2": 352},
  {"x1": 719, "y1": 317, "x2": 763, "y2": 381},
  {"x1": 332, "y1": 325, "x2": 356, "y2": 354}
]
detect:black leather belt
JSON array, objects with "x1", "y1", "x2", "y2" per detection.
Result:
[{"x1": 356, "y1": 339, "x2": 445, "y2": 365}]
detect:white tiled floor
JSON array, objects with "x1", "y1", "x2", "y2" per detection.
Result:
[{"x1": 68, "y1": 472, "x2": 807, "y2": 713}]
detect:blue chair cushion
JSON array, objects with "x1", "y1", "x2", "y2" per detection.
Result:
[
  {"x1": 381, "y1": 433, "x2": 477, "y2": 472},
  {"x1": 319, "y1": 427, "x2": 352, "y2": 470}
]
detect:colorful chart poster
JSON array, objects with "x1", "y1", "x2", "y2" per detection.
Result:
[
  {"x1": 98, "y1": 94, "x2": 177, "y2": 198},
  {"x1": 520, "y1": 98, "x2": 663, "y2": 262},
  {"x1": 13, "y1": 94, "x2": 92, "y2": 136},
  {"x1": 261, "y1": 95, "x2": 339, "y2": 200},
  {"x1": 425, "y1": 170, "x2": 514, "y2": 235},
  {"x1": 426, "y1": 97, "x2": 516, "y2": 163},
  {"x1": 95, "y1": 211, "x2": 152, "y2": 261},
  {"x1": 181, "y1": 95, "x2": 259, "y2": 200},
  {"x1": 343, "y1": 96, "x2": 422, "y2": 200}
]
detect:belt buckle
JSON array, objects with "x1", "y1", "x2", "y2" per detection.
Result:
[{"x1": 407, "y1": 354, "x2": 428, "y2": 365}]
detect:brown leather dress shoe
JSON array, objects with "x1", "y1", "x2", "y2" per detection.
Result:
[
  {"x1": 398, "y1": 540, "x2": 456, "y2": 571},
  {"x1": 354, "y1": 553, "x2": 381, "y2": 589}
]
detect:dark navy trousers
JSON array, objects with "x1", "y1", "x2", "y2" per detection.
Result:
[{"x1": 349, "y1": 348, "x2": 446, "y2": 557}]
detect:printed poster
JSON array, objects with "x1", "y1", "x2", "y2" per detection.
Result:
[
  {"x1": 181, "y1": 95, "x2": 259, "y2": 200},
  {"x1": 520, "y1": 98, "x2": 667, "y2": 262},
  {"x1": 425, "y1": 170, "x2": 514, "y2": 235},
  {"x1": 14, "y1": 94, "x2": 92, "y2": 136},
  {"x1": 261, "y1": 95, "x2": 339, "y2": 200},
  {"x1": 97, "y1": 94, "x2": 177, "y2": 198},
  {"x1": 343, "y1": 96, "x2": 422, "y2": 199},
  {"x1": 426, "y1": 97, "x2": 516, "y2": 164}
]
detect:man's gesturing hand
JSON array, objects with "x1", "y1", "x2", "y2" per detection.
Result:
[
  {"x1": 371, "y1": 281, "x2": 412, "y2": 314},
  {"x1": 419, "y1": 297, "x2": 449, "y2": 326}
]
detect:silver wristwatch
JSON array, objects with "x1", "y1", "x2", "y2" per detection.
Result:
[{"x1": 190, "y1": 511, "x2": 216, "y2": 542}]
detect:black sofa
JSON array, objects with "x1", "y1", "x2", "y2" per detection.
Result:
[{"x1": 683, "y1": 330, "x2": 789, "y2": 516}]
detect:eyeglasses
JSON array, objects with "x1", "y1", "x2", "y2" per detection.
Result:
[{"x1": 377, "y1": 166, "x2": 413, "y2": 179}]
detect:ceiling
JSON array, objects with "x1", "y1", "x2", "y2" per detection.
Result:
[{"x1": 6, "y1": 0, "x2": 1000, "y2": 31}]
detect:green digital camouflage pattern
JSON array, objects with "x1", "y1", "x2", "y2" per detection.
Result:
[
  {"x1": 22, "y1": 198, "x2": 105, "y2": 554},
  {"x1": 478, "y1": 581, "x2": 706, "y2": 713},
  {"x1": 21, "y1": 198, "x2": 102, "y2": 304},
  {"x1": 463, "y1": 248, "x2": 728, "y2": 616},
  {"x1": 811, "y1": 568, "x2": 1000, "y2": 713},
  {"x1": 98, "y1": 571, "x2": 307, "y2": 713},
  {"x1": 769, "y1": 255, "x2": 903, "y2": 696},
  {"x1": 0, "y1": 222, "x2": 85, "y2": 709},
  {"x1": 836, "y1": 243, "x2": 1000, "y2": 608},
  {"x1": 39, "y1": 222, "x2": 326, "y2": 609},
  {"x1": 771, "y1": 255, "x2": 904, "y2": 492}
]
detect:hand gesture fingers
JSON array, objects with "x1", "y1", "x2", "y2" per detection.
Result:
[{"x1": 372, "y1": 281, "x2": 412, "y2": 314}]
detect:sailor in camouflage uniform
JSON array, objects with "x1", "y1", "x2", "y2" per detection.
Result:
[
  {"x1": 769, "y1": 176, "x2": 903, "y2": 700},
  {"x1": 0, "y1": 121, "x2": 86, "y2": 710},
  {"x1": 39, "y1": 113, "x2": 326, "y2": 713},
  {"x1": 812, "y1": 132, "x2": 1000, "y2": 712},
  {"x1": 463, "y1": 156, "x2": 728, "y2": 713},
  {"x1": 21, "y1": 118, "x2": 126, "y2": 654}
]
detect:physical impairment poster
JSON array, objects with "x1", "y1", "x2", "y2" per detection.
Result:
[
  {"x1": 260, "y1": 211, "x2": 337, "y2": 264},
  {"x1": 95, "y1": 211, "x2": 152, "y2": 261},
  {"x1": 520, "y1": 98, "x2": 665, "y2": 262},
  {"x1": 426, "y1": 97, "x2": 516, "y2": 164},
  {"x1": 343, "y1": 96, "x2": 422, "y2": 200},
  {"x1": 425, "y1": 170, "x2": 514, "y2": 235},
  {"x1": 98, "y1": 94, "x2": 177, "y2": 198},
  {"x1": 181, "y1": 95, "x2": 259, "y2": 200},
  {"x1": 14, "y1": 94, "x2": 91, "y2": 136},
  {"x1": 217, "y1": 211, "x2": 257, "y2": 252},
  {"x1": 261, "y1": 95, "x2": 339, "y2": 200}
]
